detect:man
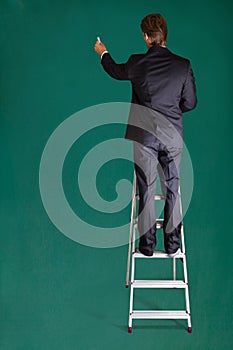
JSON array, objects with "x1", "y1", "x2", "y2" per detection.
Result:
[{"x1": 94, "y1": 13, "x2": 197, "y2": 257}]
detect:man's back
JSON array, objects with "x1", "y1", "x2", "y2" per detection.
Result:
[
  {"x1": 128, "y1": 46, "x2": 196, "y2": 119},
  {"x1": 101, "y1": 47, "x2": 197, "y2": 138}
]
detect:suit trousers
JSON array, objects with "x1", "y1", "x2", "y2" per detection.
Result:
[{"x1": 133, "y1": 141, "x2": 183, "y2": 255}]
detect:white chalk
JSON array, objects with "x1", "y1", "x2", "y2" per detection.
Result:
[{"x1": 97, "y1": 36, "x2": 101, "y2": 43}]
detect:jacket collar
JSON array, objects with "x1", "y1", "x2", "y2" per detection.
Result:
[{"x1": 147, "y1": 45, "x2": 169, "y2": 53}]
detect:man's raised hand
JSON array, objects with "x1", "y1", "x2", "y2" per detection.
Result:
[{"x1": 94, "y1": 39, "x2": 107, "y2": 56}]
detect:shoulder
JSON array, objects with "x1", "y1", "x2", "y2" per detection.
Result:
[
  {"x1": 128, "y1": 53, "x2": 145, "y2": 62},
  {"x1": 167, "y1": 51, "x2": 192, "y2": 79},
  {"x1": 129, "y1": 53, "x2": 145, "y2": 58},
  {"x1": 168, "y1": 50, "x2": 191, "y2": 66}
]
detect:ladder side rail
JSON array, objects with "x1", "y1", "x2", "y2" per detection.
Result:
[
  {"x1": 178, "y1": 186, "x2": 192, "y2": 330},
  {"x1": 182, "y1": 221, "x2": 191, "y2": 319},
  {"x1": 178, "y1": 186, "x2": 186, "y2": 255},
  {"x1": 132, "y1": 174, "x2": 137, "y2": 254},
  {"x1": 128, "y1": 173, "x2": 137, "y2": 331},
  {"x1": 173, "y1": 258, "x2": 176, "y2": 280},
  {"x1": 178, "y1": 186, "x2": 188, "y2": 284},
  {"x1": 126, "y1": 172, "x2": 137, "y2": 287},
  {"x1": 128, "y1": 220, "x2": 137, "y2": 329}
]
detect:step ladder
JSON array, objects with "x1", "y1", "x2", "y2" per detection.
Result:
[{"x1": 126, "y1": 173, "x2": 192, "y2": 333}]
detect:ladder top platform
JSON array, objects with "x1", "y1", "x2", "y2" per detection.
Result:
[{"x1": 133, "y1": 250, "x2": 185, "y2": 259}]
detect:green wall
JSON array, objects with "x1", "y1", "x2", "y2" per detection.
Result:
[{"x1": 0, "y1": 0, "x2": 232, "y2": 349}]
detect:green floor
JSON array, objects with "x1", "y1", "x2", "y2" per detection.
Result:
[{"x1": 1, "y1": 0, "x2": 233, "y2": 349}]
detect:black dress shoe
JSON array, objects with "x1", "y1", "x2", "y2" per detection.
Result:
[
  {"x1": 168, "y1": 248, "x2": 181, "y2": 258},
  {"x1": 136, "y1": 247, "x2": 154, "y2": 257}
]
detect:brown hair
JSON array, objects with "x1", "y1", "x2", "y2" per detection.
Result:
[{"x1": 141, "y1": 14, "x2": 167, "y2": 46}]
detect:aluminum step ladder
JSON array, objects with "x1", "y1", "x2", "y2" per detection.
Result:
[{"x1": 126, "y1": 173, "x2": 192, "y2": 333}]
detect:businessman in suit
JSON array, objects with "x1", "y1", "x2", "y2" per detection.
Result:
[{"x1": 94, "y1": 13, "x2": 197, "y2": 257}]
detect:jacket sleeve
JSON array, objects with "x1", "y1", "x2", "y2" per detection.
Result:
[
  {"x1": 101, "y1": 52, "x2": 132, "y2": 80},
  {"x1": 180, "y1": 62, "x2": 197, "y2": 113}
]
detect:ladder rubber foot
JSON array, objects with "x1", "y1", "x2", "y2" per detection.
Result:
[
  {"x1": 188, "y1": 327, "x2": 192, "y2": 333},
  {"x1": 128, "y1": 326, "x2": 132, "y2": 333},
  {"x1": 125, "y1": 284, "x2": 129, "y2": 288}
]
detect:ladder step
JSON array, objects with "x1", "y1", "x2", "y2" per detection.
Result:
[
  {"x1": 156, "y1": 219, "x2": 163, "y2": 228},
  {"x1": 132, "y1": 280, "x2": 187, "y2": 288},
  {"x1": 136, "y1": 194, "x2": 165, "y2": 201},
  {"x1": 154, "y1": 194, "x2": 165, "y2": 200},
  {"x1": 133, "y1": 250, "x2": 184, "y2": 259},
  {"x1": 134, "y1": 219, "x2": 163, "y2": 229},
  {"x1": 131, "y1": 310, "x2": 189, "y2": 319}
]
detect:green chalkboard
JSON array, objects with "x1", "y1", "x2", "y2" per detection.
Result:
[{"x1": 0, "y1": 0, "x2": 232, "y2": 349}]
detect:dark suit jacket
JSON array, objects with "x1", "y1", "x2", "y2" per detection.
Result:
[{"x1": 101, "y1": 45, "x2": 197, "y2": 146}]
